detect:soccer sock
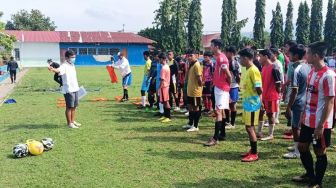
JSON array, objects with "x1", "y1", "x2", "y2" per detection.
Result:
[
  {"x1": 294, "y1": 142, "x2": 299, "y2": 153},
  {"x1": 220, "y1": 120, "x2": 226, "y2": 138},
  {"x1": 258, "y1": 121, "x2": 264, "y2": 134},
  {"x1": 275, "y1": 112, "x2": 279, "y2": 121},
  {"x1": 141, "y1": 96, "x2": 146, "y2": 107},
  {"x1": 250, "y1": 141, "x2": 257, "y2": 154},
  {"x1": 175, "y1": 95, "x2": 179, "y2": 107},
  {"x1": 148, "y1": 94, "x2": 154, "y2": 108},
  {"x1": 268, "y1": 124, "x2": 275, "y2": 136},
  {"x1": 300, "y1": 151, "x2": 315, "y2": 179},
  {"x1": 225, "y1": 109, "x2": 230, "y2": 123},
  {"x1": 188, "y1": 111, "x2": 194, "y2": 126},
  {"x1": 213, "y1": 121, "x2": 222, "y2": 140},
  {"x1": 315, "y1": 155, "x2": 328, "y2": 186},
  {"x1": 123, "y1": 89, "x2": 126, "y2": 99},
  {"x1": 231, "y1": 111, "x2": 237, "y2": 126},
  {"x1": 164, "y1": 107, "x2": 171, "y2": 119},
  {"x1": 159, "y1": 103, "x2": 164, "y2": 114},
  {"x1": 193, "y1": 111, "x2": 201, "y2": 128}
]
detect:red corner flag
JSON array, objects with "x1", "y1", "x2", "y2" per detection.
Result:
[{"x1": 106, "y1": 66, "x2": 118, "y2": 83}]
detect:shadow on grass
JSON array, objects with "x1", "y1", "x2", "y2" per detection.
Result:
[
  {"x1": 147, "y1": 150, "x2": 277, "y2": 161},
  {"x1": 4, "y1": 123, "x2": 60, "y2": 132},
  {"x1": 174, "y1": 176, "x2": 299, "y2": 188}
]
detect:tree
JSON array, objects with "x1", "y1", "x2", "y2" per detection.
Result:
[
  {"x1": 296, "y1": 1, "x2": 310, "y2": 45},
  {"x1": 173, "y1": 0, "x2": 189, "y2": 54},
  {"x1": 270, "y1": 2, "x2": 284, "y2": 47},
  {"x1": 7, "y1": 9, "x2": 56, "y2": 31},
  {"x1": 187, "y1": 0, "x2": 203, "y2": 51},
  {"x1": 324, "y1": 0, "x2": 334, "y2": 54},
  {"x1": 253, "y1": 0, "x2": 266, "y2": 48},
  {"x1": 154, "y1": 0, "x2": 175, "y2": 51},
  {"x1": 138, "y1": 27, "x2": 161, "y2": 48},
  {"x1": 309, "y1": 0, "x2": 323, "y2": 42},
  {"x1": 333, "y1": 0, "x2": 336, "y2": 51},
  {"x1": 0, "y1": 12, "x2": 16, "y2": 57},
  {"x1": 5, "y1": 21, "x2": 15, "y2": 30},
  {"x1": 221, "y1": 0, "x2": 248, "y2": 47},
  {"x1": 284, "y1": 0, "x2": 294, "y2": 43}
]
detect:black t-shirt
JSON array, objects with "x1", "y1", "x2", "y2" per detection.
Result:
[
  {"x1": 50, "y1": 62, "x2": 60, "y2": 69},
  {"x1": 253, "y1": 59, "x2": 262, "y2": 72},
  {"x1": 169, "y1": 60, "x2": 179, "y2": 84}
]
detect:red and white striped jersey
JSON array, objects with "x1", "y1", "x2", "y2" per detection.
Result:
[{"x1": 302, "y1": 66, "x2": 336, "y2": 129}]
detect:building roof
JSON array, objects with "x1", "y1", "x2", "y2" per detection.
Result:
[
  {"x1": 202, "y1": 33, "x2": 221, "y2": 48},
  {"x1": 4, "y1": 30, "x2": 154, "y2": 44}
]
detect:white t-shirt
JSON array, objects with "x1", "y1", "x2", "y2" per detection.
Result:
[
  {"x1": 112, "y1": 57, "x2": 131, "y2": 77},
  {"x1": 58, "y1": 62, "x2": 79, "y2": 94}
]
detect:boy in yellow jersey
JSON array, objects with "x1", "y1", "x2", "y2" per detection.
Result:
[
  {"x1": 239, "y1": 48, "x2": 263, "y2": 162},
  {"x1": 139, "y1": 51, "x2": 152, "y2": 108}
]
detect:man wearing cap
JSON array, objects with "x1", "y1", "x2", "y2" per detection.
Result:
[{"x1": 111, "y1": 52, "x2": 132, "y2": 102}]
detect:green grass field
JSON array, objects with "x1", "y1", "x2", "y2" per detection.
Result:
[{"x1": 0, "y1": 67, "x2": 335, "y2": 188}]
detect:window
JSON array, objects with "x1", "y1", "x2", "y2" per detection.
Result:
[
  {"x1": 79, "y1": 48, "x2": 88, "y2": 55},
  {"x1": 88, "y1": 48, "x2": 97, "y2": 55},
  {"x1": 14, "y1": 48, "x2": 20, "y2": 61},
  {"x1": 98, "y1": 48, "x2": 109, "y2": 55},
  {"x1": 69, "y1": 48, "x2": 78, "y2": 54},
  {"x1": 109, "y1": 48, "x2": 120, "y2": 55}
]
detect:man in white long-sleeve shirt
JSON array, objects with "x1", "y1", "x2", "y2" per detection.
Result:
[{"x1": 111, "y1": 52, "x2": 132, "y2": 102}]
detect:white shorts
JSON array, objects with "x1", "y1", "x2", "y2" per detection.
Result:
[{"x1": 214, "y1": 87, "x2": 230, "y2": 110}]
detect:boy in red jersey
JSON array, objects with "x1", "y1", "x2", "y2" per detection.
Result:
[{"x1": 257, "y1": 49, "x2": 282, "y2": 141}]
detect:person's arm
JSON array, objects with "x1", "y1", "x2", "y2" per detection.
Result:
[
  {"x1": 7, "y1": 63, "x2": 10, "y2": 72},
  {"x1": 314, "y1": 75, "x2": 336, "y2": 139},
  {"x1": 195, "y1": 64, "x2": 203, "y2": 86},
  {"x1": 314, "y1": 96, "x2": 334, "y2": 139},
  {"x1": 222, "y1": 66, "x2": 232, "y2": 85},
  {"x1": 272, "y1": 67, "x2": 282, "y2": 93}
]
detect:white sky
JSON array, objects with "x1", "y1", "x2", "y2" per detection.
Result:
[{"x1": 0, "y1": 0, "x2": 328, "y2": 34}]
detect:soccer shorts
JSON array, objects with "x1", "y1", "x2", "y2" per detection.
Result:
[
  {"x1": 159, "y1": 87, "x2": 169, "y2": 103},
  {"x1": 229, "y1": 87, "x2": 239, "y2": 103},
  {"x1": 299, "y1": 124, "x2": 331, "y2": 149},
  {"x1": 214, "y1": 87, "x2": 230, "y2": 110},
  {"x1": 262, "y1": 100, "x2": 279, "y2": 113},
  {"x1": 187, "y1": 96, "x2": 202, "y2": 107},
  {"x1": 122, "y1": 73, "x2": 132, "y2": 87},
  {"x1": 243, "y1": 110, "x2": 260, "y2": 126}
]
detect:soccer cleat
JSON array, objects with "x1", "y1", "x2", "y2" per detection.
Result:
[
  {"x1": 184, "y1": 112, "x2": 189, "y2": 116},
  {"x1": 241, "y1": 153, "x2": 259, "y2": 162},
  {"x1": 225, "y1": 123, "x2": 235, "y2": 129},
  {"x1": 158, "y1": 116, "x2": 166, "y2": 121},
  {"x1": 264, "y1": 121, "x2": 269, "y2": 127},
  {"x1": 292, "y1": 174, "x2": 313, "y2": 184},
  {"x1": 283, "y1": 152, "x2": 300, "y2": 159},
  {"x1": 240, "y1": 150, "x2": 252, "y2": 157},
  {"x1": 287, "y1": 146, "x2": 295, "y2": 152},
  {"x1": 182, "y1": 124, "x2": 193, "y2": 129},
  {"x1": 180, "y1": 108, "x2": 187, "y2": 113},
  {"x1": 73, "y1": 121, "x2": 81, "y2": 127},
  {"x1": 186, "y1": 126, "x2": 199, "y2": 132},
  {"x1": 68, "y1": 123, "x2": 79, "y2": 129},
  {"x1": 174, "y1": 107, "x2": 180, "y2": 112},
  {"x1": 204, "y1": 137, "x2": 218, "y2": 147},
  {"x1": 306, "y1": 184, "x2": 321, "y2": 188},
  {"x1": 161, "y1": 118, "x2": 172, "y2": 123},
  {"x1": 154, "y1": 112, "x2": 163, "y2": 117},
  {"x1": 218, "y1": 136, "x2": 226, "y2": 141},
  {"x1": 260, "y1": 135, "x2": 274, "y2": 141},
  {"x1": 121, "y1": 98, "x2": 129, "y2": 102},
  {"x1": 275, "y1": 119, "x2": 280, "y2": 124},
  {"x1": 256, "y1": 133, "x2": 263, "y2": 139}
]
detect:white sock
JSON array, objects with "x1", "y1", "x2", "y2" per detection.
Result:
[
  {"x1": 258, "y1": 121, "x2": 264, "y2": 134},
  {"x1": 159, "y1": 103, "x2": 164, "y2": 113},
  {"x1": 294, "y1": 142, "x2": 299, "y2": 153},
  {"x1": 141, "y1": 96, "x2": 146, "y2": 107},
  {"x1": 268, "y1": 124, "x2": 275, "y2": 136}
]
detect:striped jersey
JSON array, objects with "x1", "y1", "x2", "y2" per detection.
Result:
[{"x1": 302, "y1": 66, "x2": 336, "y2": 129}]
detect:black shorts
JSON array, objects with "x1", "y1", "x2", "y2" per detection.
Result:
[
  {"x1": 148, "y1": 82, "x2": 156, "y2": 93},
  {"x1": 64, "y1": 92, "x2": 79, "y2": 108},
  {"x1": 299, "y1": 124, "x2": 331, "y2": 149},
  {"x1": 202, "y1": 81, "x2": 212, "y2": 96},
  {"x1": 187, "y1": 96, "x2": 202, "y2": 107}
]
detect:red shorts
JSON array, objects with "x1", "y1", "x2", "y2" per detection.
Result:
[
  {"x1": 262, "y1": 100, "x2": 279, "y2": 113},
  {"x1": 159, "y1": 87, "x2": 169, "y2": 102}
]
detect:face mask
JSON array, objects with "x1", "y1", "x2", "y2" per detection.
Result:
[{"x1": 70, "y1": 58, "x2": 76, "y2": 64}]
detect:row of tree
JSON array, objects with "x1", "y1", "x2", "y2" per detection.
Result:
[
  {"x1": 140, "y1": 0, "x2": 336, "y2": 55},
  {"x1": 0, "y1": 12, "x2": 16, "y2": 58},
  {"x1": 268, "y1": 0, "x2": 336, "y2": 54}
]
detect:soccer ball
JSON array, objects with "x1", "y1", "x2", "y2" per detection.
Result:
[
  {"x1": 41, "y1": 138, "x2": 54, "y2": 151},
  {"x1": 13, "y1": 143, "x2": 29, "y2": 158},
  {"x1": 26, "y1": 140, "x2": 44, "y2": 156}
]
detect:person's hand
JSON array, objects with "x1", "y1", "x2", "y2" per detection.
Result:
[
  {"x1": 48, "y1": 66, "x2": 53, "y2": 71},
  {"x1": 260, "y1": 103, "x2": 264, "y2": 111},
  {"x1": 314, "y1": 127, "x2": 324, "y2": 140},
  {"x1": 285, "y1": 107, "x2": 292, "y2": 120}
]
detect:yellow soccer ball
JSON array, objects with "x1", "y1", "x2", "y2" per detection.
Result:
[{"x1": 26, "y1": 139, "x2": 44, "y2": 156}]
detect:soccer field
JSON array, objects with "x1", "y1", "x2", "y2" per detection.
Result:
[{"x1": 0, "y1": 67, "x2": 335, "y2": 188}]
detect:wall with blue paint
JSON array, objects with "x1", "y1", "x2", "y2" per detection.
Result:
[
  {"x1": 0, "y1": 66, "x2": 9, "y2": 82},
  {"x1": 60, "y1": 43, "x2": 148, "y2": 66}
]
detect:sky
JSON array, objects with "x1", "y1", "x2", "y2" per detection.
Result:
[{"x1": 0, "y1": 0, "x2": 328, "y2": 34}]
